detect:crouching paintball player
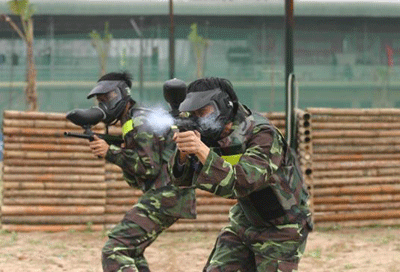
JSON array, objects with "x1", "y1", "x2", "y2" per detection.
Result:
[
  {"x1": 68, "y1": 72, "x2": 196, "y2": 272},
  {"x1": 170, "y1": 77, "x2": 313, "y2": 272}
]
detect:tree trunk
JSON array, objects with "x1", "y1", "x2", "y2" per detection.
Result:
[
  {"x1": 0, "y1": 14, "x2": 38, "y2": 111},
  {"x1": 25, "y1": 19, "x2": 38, "y2": 111},
  {"x1": 195, "y1": 44, "x2": 204, "y2": 79},
  {"x1": 99, "y1": 54, "x2": 106, "y2": 77}
]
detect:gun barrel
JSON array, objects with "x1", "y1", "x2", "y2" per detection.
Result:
[
  {"x1": 64, "y1": 131, "x2": 93, "y2": 140},
  {"x1": 64, "y1": 131, "x2": 123, "y2": 146}
]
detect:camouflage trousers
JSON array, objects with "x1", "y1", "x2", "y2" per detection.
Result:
[
  {"x1": 102, "y1": 185, "x2": 196, "y2": 272},
  {"x1": 204, "y1": 209, "x2": 310, "y2": 272}
]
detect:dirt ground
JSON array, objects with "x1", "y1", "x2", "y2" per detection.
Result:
[
  {"x1": 0, "y1": 226, "x2": 399, "y2": 272},
  {"x1": 1, "y1": 161, "x2": 400, "y2": 272}
]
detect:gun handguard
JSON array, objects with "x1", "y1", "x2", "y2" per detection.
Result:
[
  {"x1": 173, "y1": 117, "x2": 202, "y2": 133},
  {"x1": 64, "y1": 131, "x2": 124, "y2": 146}
]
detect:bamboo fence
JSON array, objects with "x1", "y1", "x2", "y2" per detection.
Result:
[{"x1": 308, "y1": 108, "x2": 400, "y2": 228}]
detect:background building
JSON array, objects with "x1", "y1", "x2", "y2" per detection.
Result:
[{"x1": 0, "y1": 0, "x2": 400, "y2": 117}]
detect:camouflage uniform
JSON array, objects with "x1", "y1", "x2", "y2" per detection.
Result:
[
  {"x1": 103, "y1": 103, "x2": 196, "y2": 272},
  {"x1": 171, "y1": 105, "x2": 313, "y2": 272}
]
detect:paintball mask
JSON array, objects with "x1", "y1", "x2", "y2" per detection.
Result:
[
  {"x1": 87, "y1": 80, "x2": 131, "y2": 125},
  {"x1": 179, "y1": 88, "x2": 234, "y2": 145}
]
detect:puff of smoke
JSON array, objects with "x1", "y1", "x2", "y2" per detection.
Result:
[
  {"x1": 145, "y1": 106, "x2": 175, "y2": 135},
  {"x1": 143, "y1": 104, "x2": 224, "y2": 137},
  {"x1": 197, "y1": 112, "x2": 223, "y2": 134}
]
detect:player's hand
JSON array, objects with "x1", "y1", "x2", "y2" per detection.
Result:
[
  {"x1": 173, "y1": 130, "x2": 210, "y2": 164},
  {"x1": 89, "y1": 135, "x2": 109, "y2": 158}
]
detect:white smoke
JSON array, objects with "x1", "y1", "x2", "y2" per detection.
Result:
[
  {"x1": 197, "y1": 112, "x2": 223, "y2": 133},
  {"x1": 145, "y1": 106, "x2": 174, "y2": 135},
  {"x1": 198, "y1": 112, "x2": 222, "y2": 131},
  {"x1": 142, "y1": 104, "x2": 224, "y2": 136}
]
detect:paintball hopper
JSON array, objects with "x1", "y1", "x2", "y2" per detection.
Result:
[
  {"x1": 163, "y1": 78, "x2": 187, "y2": 117},
  {"x1": 66, "y1": 107, "x2": 105, "y2": 127}
]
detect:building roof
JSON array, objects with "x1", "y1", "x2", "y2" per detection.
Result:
[{"x1": 0, "y1": 0, "x2": 399, "y2": 17}]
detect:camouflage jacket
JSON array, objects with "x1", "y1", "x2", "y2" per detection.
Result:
[
  {"x1": 105, "y1": 103, "x2": 175, "y2": 191},
  {"x1": 171, "y1": 104, "x2": 312, "y2": 227},
  {"x1": 105, "y1": 103, "x2": 196, "y2": 219}
]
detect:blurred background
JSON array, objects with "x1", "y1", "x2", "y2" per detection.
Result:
[{"x1": 0, "y1": 0, "x2": 400, "y2": 117}]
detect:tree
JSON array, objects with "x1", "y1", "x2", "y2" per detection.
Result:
[
  {"x1": 188, "y1": 23, "x2": 210, "y2": 79},
  {"x1": 1, "y1": 0, "x2": 38, "y2": 111},
  {"x1": 89, "y1": 22, "x2": 113, "y2": 77}
]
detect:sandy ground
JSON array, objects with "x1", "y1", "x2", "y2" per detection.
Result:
[
  {"x1": 0, "y1": 226, "x2": 399, "y2": 272},
  {"x1": 1, "y1": 161, "x2": 400, "y2": 271}
]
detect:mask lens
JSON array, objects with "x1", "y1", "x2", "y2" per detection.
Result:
[
  {"x1": 97, "y1": 89, "x2": 122, "y2": 110},
  {"x1": 197, "y1": 102, "x2": 221, "y2": 131},
  {"x1": 194, "y1": 102, "x2": 219, "y2": 118},
  {"x1": 105, "y1": 89, "x2": 122, "y2": 109}
]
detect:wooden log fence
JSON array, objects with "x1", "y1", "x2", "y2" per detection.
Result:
[
  {"x1": 1, "y1": 108, "x2": 400, "y2": 231},
  {"x1": 1, "y1": 110, "x2": 106, "y2": 232},
  {"x1": 308, "y1": 107, "x2": 400, "y2": 228},
  {"x1": 294, "y1": 109, "x2": 314, "y2": 217}
]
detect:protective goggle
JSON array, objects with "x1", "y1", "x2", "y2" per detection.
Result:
[
  {"x1": 96, "y1": 89, "x2": 123, "y2": 110},
  {"x1": 198, "y1": 100, "x2": 221, "y2": 119}
]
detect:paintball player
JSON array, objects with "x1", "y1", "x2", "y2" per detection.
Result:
[
  {"x1": 170, "y1": 77, "x2": 313, "y2": 272},
  {"x1": 85, "y1": 72, "x2": 196, "y2": 272}
]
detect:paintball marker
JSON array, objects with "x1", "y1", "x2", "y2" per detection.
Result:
[
  {"x1": 163, "y1": 78, "x2": 202, "y2": 133},
  {"x1": 163, "y1": 78, "x2": 187, "y2": 118},
  {"x1": 64, "y1": 107, "x2": 124, "y2": 146}
]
